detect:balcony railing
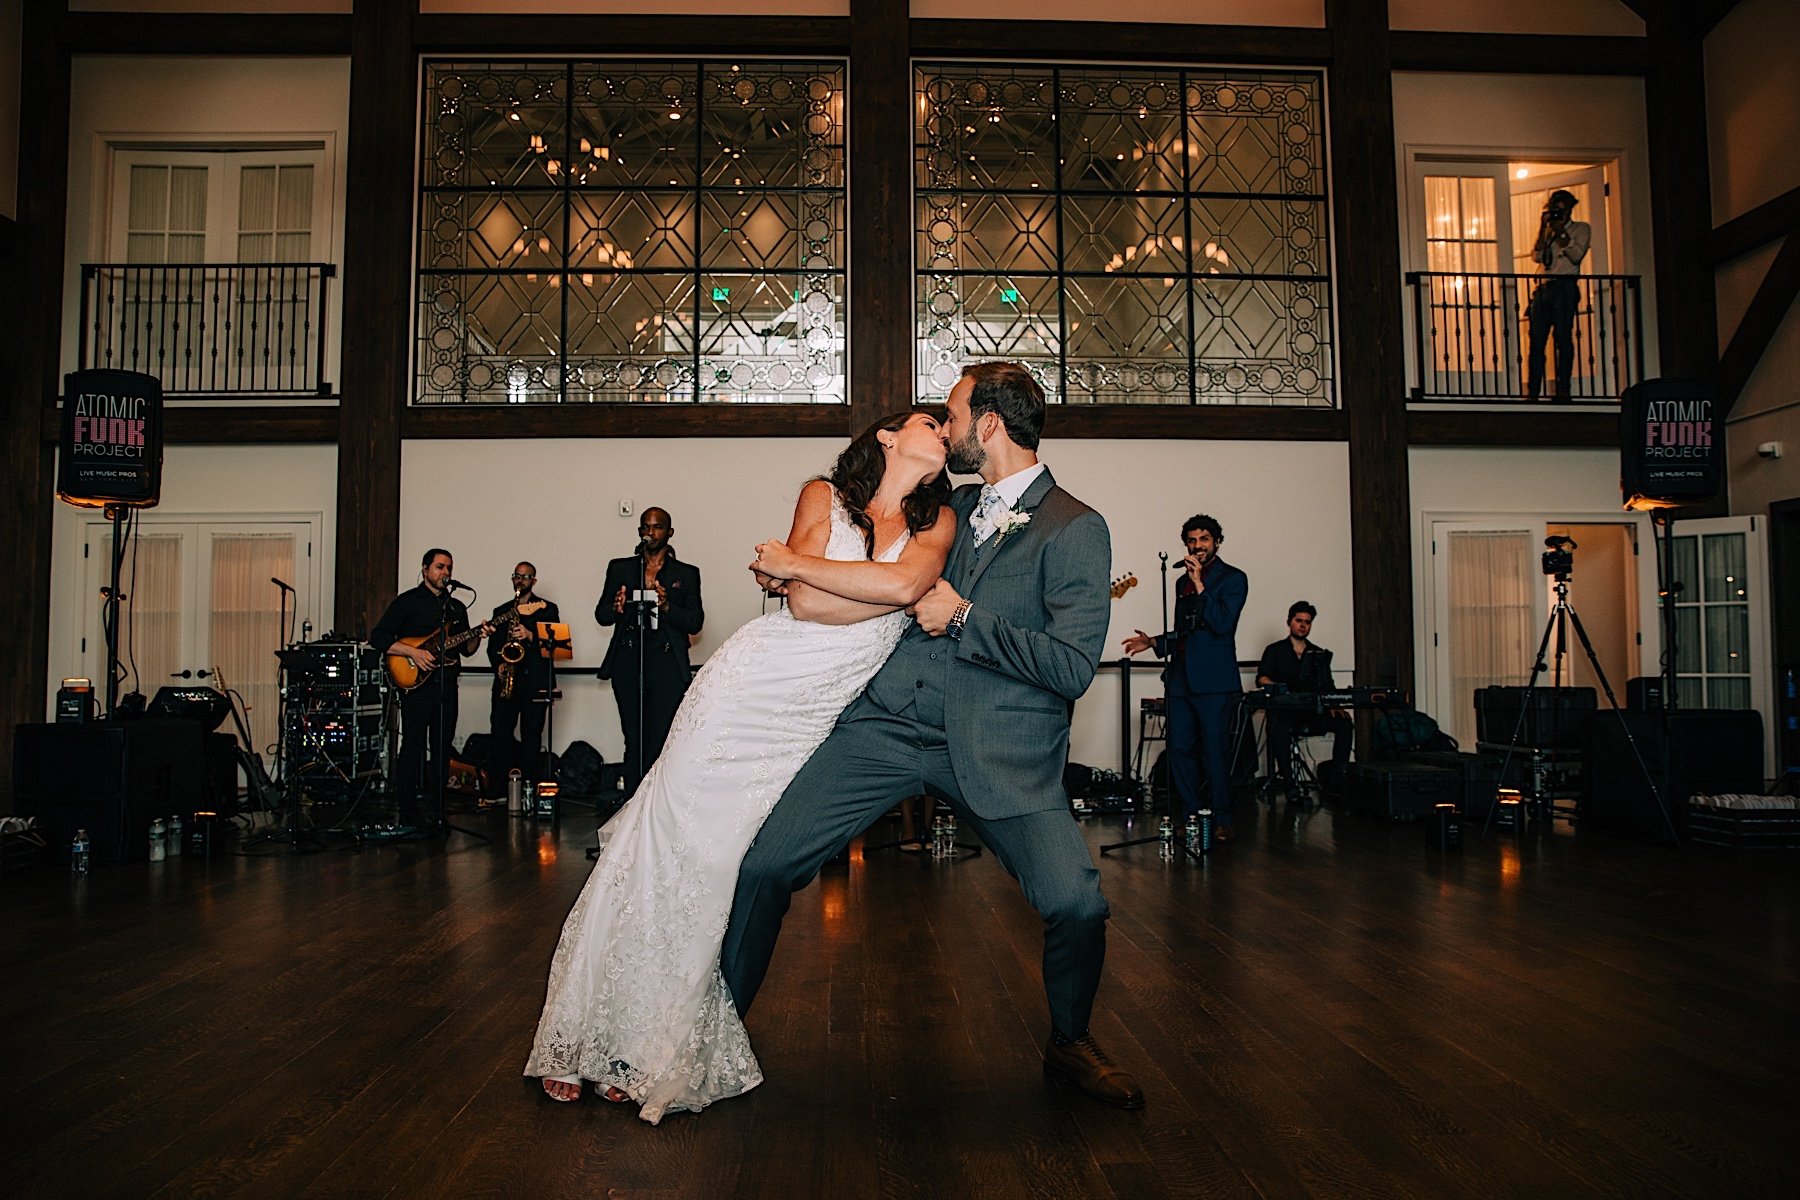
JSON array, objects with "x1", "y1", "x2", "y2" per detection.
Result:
[
  {"x1": 1406, "y1": 271, "x2": 1643, "y2": 404},
  {"x1": 79, "y1": 262, "x2": 336, "y2": 397}
]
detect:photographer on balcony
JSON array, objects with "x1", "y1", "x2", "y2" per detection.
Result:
[{"x1": 1526, "y1": 189, "x2": 1592, "y2": 402}]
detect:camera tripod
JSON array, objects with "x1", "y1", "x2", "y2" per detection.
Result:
[{"x1": 1481, "y1": 575, "x2": 1677, "y2": 844}]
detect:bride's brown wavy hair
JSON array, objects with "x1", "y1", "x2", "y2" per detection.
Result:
[{"x1": 825, "y1": 410, "x2": 951, "y2": 557}]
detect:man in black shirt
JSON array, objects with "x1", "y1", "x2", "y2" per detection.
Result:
[
  {"x1": 371, "y1": 548, "x2": 489, "y2": 829},
  {"x1": 487, "y1": 561, "x2": 561, "y2": 783},
  {"x1": 1255, "y1": 601, "x2": 1352, "y2": 793},
  {"x1": 596, "y1": 508, "x2": 703, "y2": 790}
]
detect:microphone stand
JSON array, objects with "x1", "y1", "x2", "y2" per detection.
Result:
[{"x1": 432, "y1": 585, "x2": 488, "y2": 843}]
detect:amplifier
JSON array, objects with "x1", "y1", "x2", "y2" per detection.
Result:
[
  {"x1": 1626, "y1": 677, "x2": 1665, "y2": 711},
  {"x1": 1586, "y1": 710, "x2": 1764, "y2": 842},
  {"x1": 13, "y1": 720, "x2": 206, "y2": 864},
  {"x1": 1344, "y1": 761, "x2": 1460, "y2": 823},
  {"x1": 1399, "y1": 750, "x2": 1504, "y2": 818},
  {"x1": 1475, "y1": 686, "x2": 1597, "y2": 749}
]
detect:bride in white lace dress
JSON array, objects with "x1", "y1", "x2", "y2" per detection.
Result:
[{"x1": 526, "y1": 411, "x2": 954, "y2": 1123}]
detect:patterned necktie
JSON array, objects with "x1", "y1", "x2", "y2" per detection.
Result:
[{"x1": 971, "y1": 485, "x2": 1004, "y2": 546}]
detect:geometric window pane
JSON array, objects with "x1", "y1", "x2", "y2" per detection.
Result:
[
  {"x1": 420, "y1": 59, "x2": 846, "y2": 404},
  {"x1": 916, "y1": 273, "x2": 1061, "y2": 403},
  {"x1": 1675, "y1": 677, "x2": 1704, "y2": 710},
  {"x1": 1064, "y1": 195, "x2": 1185, "y2": 275},
  {"x1": 1064, "y1": 276, "x2": 1189, "y2": 404},
  {"x1": 916, "y1": 192, "x2": 1056, "y2": 274},
  {"x1": 915, "y1": 62, "x2": 1331, "y2": 408},
  {"x1": 698, "y1": 274, "x2": 843, "y2": 404},
  {"x1": 1192, "y1": 278, "x2": 1331, "y2": 405}
]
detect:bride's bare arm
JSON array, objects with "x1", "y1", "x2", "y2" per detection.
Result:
[
  {"x1": 761, "y1": 482, "x2": 952, "y2": 625},
  {"x1": 756, "y1": 482, "x2": 954, "y2": 606}
]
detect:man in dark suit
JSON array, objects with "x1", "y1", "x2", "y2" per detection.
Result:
[
  {"x1": 486, "y1": 561, "x2": 561, "y2": 783},
  {"x1": 722, "y1": 361, "x2": 1142, "y2": 1110},
  {"x1": 1255, "y1": 600, "x2": 1352, "y2": 794},
  {"x1": 595, "y1": 508, "x2": 703, "y2": 790},
  {"x1": 1123, "y1": 514, "x2": 1249, "y2": 840}
]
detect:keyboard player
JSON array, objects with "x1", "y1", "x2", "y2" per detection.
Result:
[{"x1": 1254, "y1": 601, "x2": 1352, "y2": 795}]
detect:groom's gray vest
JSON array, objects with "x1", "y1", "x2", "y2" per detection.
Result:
[{"x1": 852, "y1": 468, "x2": 1112, "y2": 820}]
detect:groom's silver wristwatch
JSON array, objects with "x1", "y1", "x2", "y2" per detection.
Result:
[{"x1": 946, "y1": 600, "x2": 972, "y2": 640}]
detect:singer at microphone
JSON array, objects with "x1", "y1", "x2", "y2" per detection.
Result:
[{"x1": 595, "y1": 507, "x2": 704, "y2": 790}]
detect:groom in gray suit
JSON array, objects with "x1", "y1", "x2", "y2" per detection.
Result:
[{"x1": 721, "y1": 361, "x2": 1144, "y2": 1109}]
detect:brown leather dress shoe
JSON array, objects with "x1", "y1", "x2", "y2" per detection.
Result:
[
  {"x1": 1214, "y1": 825, "x2": 1236, "y2": 844},
  {"x1": 1042, "y1": 1035, "x2": 1146, "y2": 1109}
]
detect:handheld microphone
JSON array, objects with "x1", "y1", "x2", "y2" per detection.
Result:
[{"x1": 270, "y1": 577, "x2": 295, "y2": 592}]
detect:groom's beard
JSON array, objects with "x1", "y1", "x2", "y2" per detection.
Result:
[{"x1": 947, "y1": 427, "x2": 986, "y2": 475}]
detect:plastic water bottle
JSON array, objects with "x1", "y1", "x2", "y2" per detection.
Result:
[
  {"x1": 1198, "y1": 808, "x2": 1214, "y2": 853},
  {"x1": 1157, "y1": 815, "x2": 1174, "y2": 858},
  {"x1": 168, "y1": 814, "x2": 184, "y2": 857},
  {"x1": 944, "y1": 811, "x2": 958, "y2": 851},
  {"x1": 149, "y1": 817, "x2": 167, "y2": 862},
  {"x1": 930, "y1": 815, "x2": 947, "y2": 859},
  {"x1": 1184, "y1": 813, "x2": 1199, "y2": 853},
  {"x1": 301, "y1": 619, "x2": 314, "y2": 643},
  {"x1": 71, "y1": 829, "x2": 90, "y2": 875}
]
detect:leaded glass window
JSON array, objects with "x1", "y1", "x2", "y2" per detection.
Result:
[
  {"x1": 916, "y1": 64, "x2": 1333, "y2": 406},
  {"x1": 419, "y1": 60, "x2": 846, "y2": 404}
]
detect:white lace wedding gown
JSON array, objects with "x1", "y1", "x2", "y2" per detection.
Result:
[{"x1": 524, "y1": 490, "x2": 911, "y2": 1124}]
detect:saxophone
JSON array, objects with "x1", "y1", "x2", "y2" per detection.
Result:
[{"x1": 498, "y1": 589, "x2": 527, "y2": 699}]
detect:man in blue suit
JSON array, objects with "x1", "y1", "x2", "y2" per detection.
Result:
[{"x1": 1123, "y1": 514, "x2": 1249, "y2": 840}]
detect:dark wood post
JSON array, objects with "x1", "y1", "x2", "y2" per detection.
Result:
[
  {"x1": 1326, "y1": 0, "x2": 1416, "y2": 698},
  {"x1": 0, "y1": 2, "x2": 71, "y2": 806},
  {"x1": 847, "y1": 0, "x2": 912, "y2": 433},
  {"x1": 335, "y1": 0, "x2": 418, "y2": 637}
]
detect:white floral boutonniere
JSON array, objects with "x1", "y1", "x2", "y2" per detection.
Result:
[{"x1": 992, "y1": 507, "x2": 1033, "y2": 546}]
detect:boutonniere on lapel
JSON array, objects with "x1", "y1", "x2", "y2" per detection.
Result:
[{"x1": 991, "y1": 506, "x2": 1033, "y2": 546}]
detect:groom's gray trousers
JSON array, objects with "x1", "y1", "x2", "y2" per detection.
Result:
[{"x1": 719, "y1": 703, "x2": 1109, "y2": 1040}]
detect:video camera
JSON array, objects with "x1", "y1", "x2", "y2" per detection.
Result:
[{"x1": 1542, "y1": 535, "x2": 1576, "y2": 579}]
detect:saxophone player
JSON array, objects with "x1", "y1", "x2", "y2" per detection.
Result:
[{"x1": 487, "y1": 562, "x2": 561, "y2": 784}]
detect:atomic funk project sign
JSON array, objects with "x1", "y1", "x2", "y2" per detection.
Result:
[
  {"x1": 1620, "y1": 379, "x2": 1720, "y2": 509},
  {"x1": 58, "y1": 369, "x2": 164, "y2": 508}
]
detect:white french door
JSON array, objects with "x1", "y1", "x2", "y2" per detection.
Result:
[
  {"x1": 1663, "y1": 515, "x2": 1773, "y2": 774},
  {"x1": 81, "y1": 516, "x2": 321, "y2": 755}
]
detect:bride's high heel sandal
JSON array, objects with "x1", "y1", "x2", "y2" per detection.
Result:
[{"x1": 599, "y1": 1085, "x2": 631, "y2": 1103}]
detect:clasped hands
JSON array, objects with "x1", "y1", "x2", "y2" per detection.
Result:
[{"x1": 748, "y1": 540, "x2": 966, "y2": 636}]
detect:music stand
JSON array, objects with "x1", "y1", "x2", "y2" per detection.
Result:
[{"x1": 535, "y1": 621, "x2": 572, "y2": 787}]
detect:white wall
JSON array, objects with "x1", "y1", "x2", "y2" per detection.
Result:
[
  {"x1": 62, "y1": 55, "x2": 351, "y2": 389},
  {"x1": 44, "y1": 443, "x2": 340, "y2": 714},
  {"x1": 401, "y1": 436, "x2": 1354, "y2": 771},
  {"x1": 1392, "y1": 71, "x2": 1660, "y2": 388}
]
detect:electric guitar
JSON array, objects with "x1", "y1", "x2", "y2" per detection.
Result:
[
  {"x1": 384, "y1": 597, "x2": 543, "y2": 691},
  {"x1": 1110, "y1": 573, "x2": 1138, "y2": 599}
]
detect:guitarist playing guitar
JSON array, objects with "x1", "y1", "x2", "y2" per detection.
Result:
[{"x1": 371, "y1": 548, "x2": 494, "y2": 832}]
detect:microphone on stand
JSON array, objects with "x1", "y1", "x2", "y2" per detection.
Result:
[
  {"x1": 170, "y1": 669, "x2": 212, "y2": 679},
  {"x1": 270, "y1": 577, "x2": 295, "y2": 592},
  {"x1": 445, "y1": 579, "x2": 474, "y2": 592}
]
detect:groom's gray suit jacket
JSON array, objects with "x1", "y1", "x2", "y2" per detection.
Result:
[{"x1": 852, "y1": 467, "x2": 1111, "y2": 819}]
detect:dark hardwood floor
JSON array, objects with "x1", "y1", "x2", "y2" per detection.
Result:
[{"x1": 4, "y1": 796, "x2": 1798, "y2": 1199}]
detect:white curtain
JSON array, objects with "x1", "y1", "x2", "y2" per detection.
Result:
[
  {"x1": 237, "y1": 164, "x2": 313, "y2": 262},
  {"x1": 127, "y1": 164, "x2": 207, "y2": 264},
  {"x1": 210, "y1": 533, "x2": 296, "y2": 755},
  {"x1": 119, "y1": 530, "x2": 185, "y2": 703},
  {"x1": 1447, "y1": 530, "x2": 1534, "y2": 748}
]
